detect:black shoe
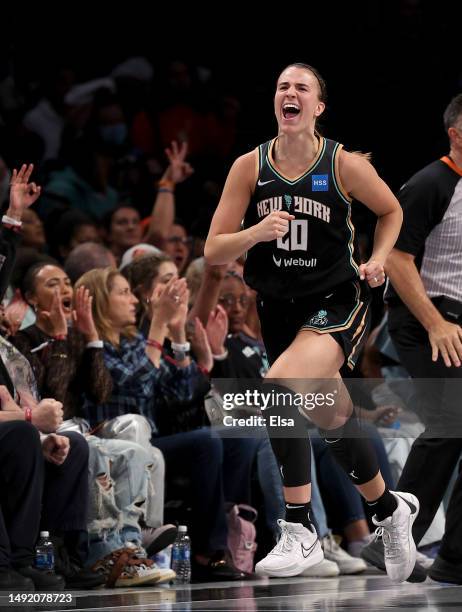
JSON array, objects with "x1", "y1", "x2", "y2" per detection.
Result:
[
  {"x1": 142, "y1": 524, "x2": 178, "y2": 558},
  {"x1": 360, "y1": 538, "x2": 427, "y2": 583},
  {"x1": 191, "y1": 554, "x2": 247, "y2": 583},
  {"x1": 51, "y1": 535, "x2": 105, "y2": 589},
  {"x1": 428, "y1": 555, "x2": 462, "y2": 585},
  {"x1": 0, "y1": 568, "x2": 34, "y2": 591},
  {"x1": 15, "y1": 566, "x2": 65, "y2": 590},
  {"x1": 64, "y1": 566, "x2": 106, "y2": 589}
]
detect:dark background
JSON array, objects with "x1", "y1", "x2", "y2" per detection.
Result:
[{"x1": 2, "y1": 0, "x2": 460, "y2": 196}]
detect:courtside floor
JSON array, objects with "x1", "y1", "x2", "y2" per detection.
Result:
[{"x1": 4, "y1": 569, "x2": 461, "y2": 612}]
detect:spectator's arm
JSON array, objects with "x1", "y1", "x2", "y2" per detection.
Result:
[
  {"x1": 144, "y1": 141, "x2": 193, "y2": 247},
  {"x1": 188, "y1": 263, "x2": 227, "y2": 326}
]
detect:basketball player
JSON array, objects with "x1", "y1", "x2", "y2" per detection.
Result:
[{"x1": 205, "y1": 63, "x2": 419, "y2": 583}]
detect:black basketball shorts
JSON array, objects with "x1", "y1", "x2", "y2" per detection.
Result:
[{"x1": 257, "y1": 280, "x2": 371, "y2": 370}]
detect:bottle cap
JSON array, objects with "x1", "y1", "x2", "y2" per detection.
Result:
[
  {"x1": 39, "y1": 531, "x2": 49, "y2": 537},
  {"x1": 178, "y1": 525, "x2": 188, "y2": 533}
]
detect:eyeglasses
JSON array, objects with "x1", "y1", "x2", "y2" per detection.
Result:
[
  {"x1": 166, "y1": 236, "x2": 193, "y2": 247},
  {"x1": 218, "y1": 295, "x2": 249, "y2": 308}
]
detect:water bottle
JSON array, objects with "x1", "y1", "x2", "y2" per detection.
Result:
[
  {"x1": 34, "y1": 531, "x2": 55, "y2": 573},
  {"x1": 171, "y1": 525, "x2": 191, "y2": 584}
]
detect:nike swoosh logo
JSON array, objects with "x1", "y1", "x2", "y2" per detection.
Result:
[
  {"x1": 273, "y1": 254, "x2": 282, "y2": 267},
  {"x1": 257, "y1": 179, "x2": 275, "y2": 186},
  {"x1": 349, "y1": 470, "x2": 359, "y2": 480},
  {"x1": 324, "y1": 438, "x2": 340, "y2": 444},
  {"x1": 301, "y1": 540, "x2": 318, "y2": 559},
  {"x1": 286, "y1": 504, "x2": 305, "y2": 509},
  {"x1": 395, "y1": 493, "x2": 418, "y2": 515},
  {"x1": 325, "y1": 293, "x2": 334, "y2": 299}
]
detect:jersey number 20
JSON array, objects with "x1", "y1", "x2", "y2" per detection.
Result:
[{"x1": 276, "y1": 219, "x2": 308, "y2": 251}]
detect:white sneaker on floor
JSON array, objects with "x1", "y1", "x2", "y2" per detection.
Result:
[
  {"x1": 372, "y1": 491, "x2": 419, "y2": 584},
  {"x1": 300, "y1": 558, "x2": 340, "y2": 577},
  {"x1": 255, "y1": 519, "x2": 323, "y2": 578},
  {"x1": 322, "y1": 533, "x2": 367, "y2": 574}
]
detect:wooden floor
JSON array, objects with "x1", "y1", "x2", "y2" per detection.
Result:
[{"x1": 4, "y1": 569, "x2": 460, "y2": 612}]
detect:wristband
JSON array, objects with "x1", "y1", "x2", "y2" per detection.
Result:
[
  {"x1": 52, "y1": 334, "x2": 67, "y2": 341},
  {"x1": 171, "y1": 341, "x2": 190, "y2": 353},
  {"x1": 25, "y1": 407, "x2": 32, "y2": 422},
  {"x1": 157, "y1": 188, "x2": 174, "y2": 194},
  {"x1": 86, "y1": 340, "x2": 104, "y2": 349},
  {"x1": 2, "y1": 214, "x2": 22, "y2": 227},
  {"x1": 147, "y1": 338, "x2": 164, "y2": 351},
  {"x1": 212, "y1": 350, "x2": 229, "y2": 361},
  {"x1": 158, "y1": 179, "x2": 175, "y2": 190}
]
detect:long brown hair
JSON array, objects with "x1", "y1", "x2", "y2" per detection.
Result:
[
  {"x1": 121, "y1": 253, "x2": 173, "y2": 324},
  {"x1": 75, "y1": 267, "x2": 137, "y2": 344}
]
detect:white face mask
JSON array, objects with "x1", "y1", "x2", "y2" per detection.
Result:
[{"x1": 0, "y1": 170, "x2": 11, "y2": 205}]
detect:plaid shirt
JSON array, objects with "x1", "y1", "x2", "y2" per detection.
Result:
[{"x1": 83, "y1": 333, "x2": 201, "y2": 432}]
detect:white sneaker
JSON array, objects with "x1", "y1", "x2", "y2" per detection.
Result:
[
  {"x1": 255, "y1": 519, "x2": 323, "y2": 578},
  {"x1": 300, "y1": 558, "x2": 340, "y2": 577},
  {"x1": 372, "y1": 491, "x2": 419, "y2": 584},
  {"x1": 322, "y1": 533, "x2": 367, "y2": 574}
]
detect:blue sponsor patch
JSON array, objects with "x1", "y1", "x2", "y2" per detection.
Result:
[{"x1": 312, "y1": 174, "x2": 329, "y2": 191}]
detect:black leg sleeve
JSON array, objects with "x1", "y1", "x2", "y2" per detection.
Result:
[{"x1": 318, "y1": 410, "x2": 379, "y2": 486}]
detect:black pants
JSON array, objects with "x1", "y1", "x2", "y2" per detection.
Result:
[
  {"x1": 0, "y1": 422, "x2": 43, "y2": 568},
  {"x1": 0, "y1": 424, "x2": 89, "y2": 568},
  {"x1": 389, "y1": 306, "x2": 462, "y2": 563}
]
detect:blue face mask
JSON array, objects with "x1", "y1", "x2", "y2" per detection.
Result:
[{"x1": 99, "y1": 123, "x2": 128, "y2": 146}]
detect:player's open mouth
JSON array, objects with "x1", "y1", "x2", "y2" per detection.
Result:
[{"x1": 282, "y1": 103, "x2": 301, "y2": 119}]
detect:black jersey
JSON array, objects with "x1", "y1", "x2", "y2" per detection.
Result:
[{"x1": 243, "y1": 137, "x2": 361, "y2": 299}]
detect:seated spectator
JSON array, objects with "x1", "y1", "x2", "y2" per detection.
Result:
[
  {"x1": 21, "y1": 66, "x2": 75, "y2": 164},
  {"x1": 11, "y1": 263, "x2": 172, "y2": 580},
  {"x1": 48, "y1": 209, "x2": 101, "y2": 262},
  {"x1": 77, "y1": 267, "x2": 248, "y2": 581},
  {"x1": 103, "y1": 205, "x2": 143, "y2": 265},
  {"x1": 19, "y1": 208, "x2": 46, "y2": 251},
  {"x1": 64, "y1": 242, "x2": 116, "y2": 284},
  {"x1": 0, "y1": 386, "x2": 90, "y2": 590},
  {"x1": 119, "y1": 243, "x2": 161, "y2": 270},
  {"x1": 162, "y1": 221, "x2": 192, "y2": 275},
  {"x1": 37, "y1": 92, "x2": 129, "y2": 221}
]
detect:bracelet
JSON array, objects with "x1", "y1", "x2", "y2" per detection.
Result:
[
  {"x1": 2, "y1": 214, "x2": 22, "y2": 227},
  {"x1": 158, "y1": 179, "x2": 175, "y2": 190},
  {"x1": 213, "y1": 350, "x2": 229, "y2": 361},
  {"x1": 146, "y1": 338, "x2": 163, "y2": 351},
  {"x1": 25, "y1": 407, "x2": 32, "y2": 423},
  {"x1": 86, "y1": 340, "x2": 104, "y2": 349},
  {"x1": 52, "y1": 334, "x2": 67, "y2": 341},
  {"x1": 157, "y1": 188, "x2": 174, "y2": 194},
  {"x1": 197, "y1": 364, "x2": 210, "y2": 376},
  {"x1": 171, "y1": 341, "x2": 190, "y2": 352}
]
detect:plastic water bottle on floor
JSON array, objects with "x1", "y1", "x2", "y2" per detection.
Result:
[
  {"x1": 34, "y1": 531, "x2": 55, "y2": 573},
  {"x1": 171, "y1": 525, "x2": 191, "y2": 584}
]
